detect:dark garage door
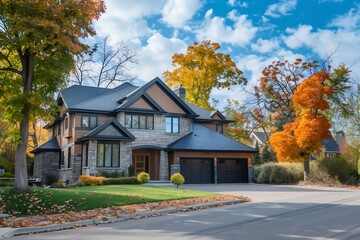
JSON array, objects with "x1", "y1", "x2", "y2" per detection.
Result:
[
  {"x1": 180, "y1": 158, "x2": 214, "y2": 184},
  {"x1": 218, "y1": 158, "x2": 248, "y2": 183}
]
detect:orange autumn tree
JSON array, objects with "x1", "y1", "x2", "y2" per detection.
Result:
[{"x1": 270, "y1": 71, "x2": 332, "y2": 179}]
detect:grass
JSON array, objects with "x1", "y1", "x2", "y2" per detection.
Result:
[{"x1": 0, "y1": 185, "x2": 215, "y2": 216}]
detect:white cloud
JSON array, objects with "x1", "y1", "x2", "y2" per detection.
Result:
[
  {"x1": 196, "y1": 9, "x2": 258, "y2": 46},
  {"x1": 129, "y1": 33, "x2": 187, "y2": 81},
  {"x1": 228, "y1": 0, "x2": 248, "y2": 7},
  {"x1": 265, "y1": 0, "x2": 297, "y2": 18},
  {"x1": 161, "y1": 0, "x2": 203, "y2": 28},
  {"x1": 251, "y1": 38, "x2": 280, "y2": 53},
  {"x1": 283, "y1": 24, "x2": 360, "y2": 77},
  {"x1": 328, "y1": 6, "x2": 360, "y2": 30}
]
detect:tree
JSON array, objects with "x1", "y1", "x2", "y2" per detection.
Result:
[
  {"x1": 270, "y1": 71, "x2": 332, "y2": 179},
  {"x1": 0, "y1": 0, "x2": 105, "y2": 192},
  {"x1": 261, "y1": 144, "x2": 272, "y2": 163},
  {"x1": 252, "y1": 143, "x2": 261, "y2": 165},
  {"x1": 163, "y1": 41, "x2": 246, "y2": 110},
  {"x1": 69, "y1": 36, "x2": 138, "y2": 88}
]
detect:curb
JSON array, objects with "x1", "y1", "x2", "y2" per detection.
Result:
[{"x1": 0, "y1": 199, "x2": 247, "y2": 238}]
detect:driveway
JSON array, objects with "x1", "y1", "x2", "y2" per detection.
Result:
[{"x1": 9, "y1": 184, "x2": 360, "y2": 240}]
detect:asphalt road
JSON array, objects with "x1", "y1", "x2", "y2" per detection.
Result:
[{"x1": 9, "y1": 184, "x2": 360, "y2": 240}]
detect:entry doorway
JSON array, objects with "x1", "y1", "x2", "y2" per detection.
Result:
[{"x1": 132, "y1": 155, "x2": 150, "y2": 175}]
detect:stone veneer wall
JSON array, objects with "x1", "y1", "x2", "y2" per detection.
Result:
[
  {"x1": 33, "y1": 151, "x2": 60, "y2": 185},
  {"x1": 117, "y1": 113, "x2": 193, "y2": 180}
]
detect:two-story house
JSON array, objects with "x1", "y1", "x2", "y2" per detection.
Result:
[{"x1": 32, "y1": 77, "x2": 257, "y2": 185}]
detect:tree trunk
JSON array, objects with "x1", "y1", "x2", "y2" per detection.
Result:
[
  {"x1": 14, "y1": 51, "x2": 34, "y2": 193},
  {"x1": 304, "y1": 159, "x2": 310, "y2": 181}
]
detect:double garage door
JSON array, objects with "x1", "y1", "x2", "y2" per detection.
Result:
[{"x1": 180, "y1": 158, "x2": 248, "y2": 184}]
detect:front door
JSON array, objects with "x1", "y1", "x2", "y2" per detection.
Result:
[{"x1": 132, "y1": 155, "x2": 150, "y2": 175}]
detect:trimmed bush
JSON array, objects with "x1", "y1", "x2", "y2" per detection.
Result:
[
  {"x1": 137, "y1": 172, "x2": 150, "y2": 185},
  {"x1": 101, "y1": 177, "x2": 140, "y2": 185},
  {"x1": 170, "y1": 173, "x2": 185, "y2": 188},
  {"x1": 0, "y1": 172, "x2": 14, "y2": 178},
  {"x1": 254, "y1": 162, "x2": 303, "y2": 184},
  {"x1": 97, "y1": 170, "x2": 124, "y2": 178},
  {"x1": 79, "y1": 175, "x2": 104, "y2": 186}
]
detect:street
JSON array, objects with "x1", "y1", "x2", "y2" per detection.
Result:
[{"x1": 9, "y1": 184, "x2": 360, "y2": 240}]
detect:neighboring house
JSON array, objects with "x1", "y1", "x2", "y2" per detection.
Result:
[
  {"x1": 32, "y1": 77, "x2": 257, "y2": 185},
  {"x1": 250, "y1": 130, "x2": 346, "y2": 158}
]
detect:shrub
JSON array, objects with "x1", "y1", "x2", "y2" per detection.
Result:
[
  {"x1": 170, "y1": 173, "x2": 185, "y2": 188},
  {"x1": 0, "y1": 172, "x2": 14, "y2": 178},
  {"x1": 97, "y1": 170, "x2": 124, "y2": 178},
  {"x1": 57, "y1": 179, "x2": 64, "y2": 188},
  {"x1": 254, "y1": 162, "x2": 303, "y2": 184},
  {"x1": 46, "y1": 174, "x2": 58, "y2": 185},
  {"x1": 137, "y1": 172, "x2": 150, "y2": 185},
  {"x1": 128, "y1": 165, "x2": 135, "y2": 177},
  {"x1": 100, "y1": 177, "x2": 140, "y2": 185},
  {"x1": 79, "y1": 175, "x2": 104, "y2": 186},
  {"x1": 318, "y1": 156, "x2": 354, "y2": 181}
]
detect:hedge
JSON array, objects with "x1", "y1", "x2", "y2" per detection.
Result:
[
  {"x1": 100, "y1": 177, "x2": 140, "y2": 185},
  {"x1": 254, "y1": 162, "x2": 303, "y2": 184}
]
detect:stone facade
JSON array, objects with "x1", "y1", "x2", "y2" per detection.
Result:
[
  {"x1": 33, "y1": 151, "x2": 60, "y2": 185},
  {"x1": 117, "y1": 112, "x2": 192, "y2": 180}
]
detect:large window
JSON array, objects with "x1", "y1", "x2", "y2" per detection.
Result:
[
  {"x1": 67, "y1": 147, "x2": 72, "y2": 168},
  {"x1": 165, "y1": 117, "x2": 179, "y2": 133},
  {"x1": 97, "y1": 143, "x2": 120, "y2": 167},
  {"x1": 57, "y1": 124, "x2": 61, "y2": 136},
  {"x1": 125, "y1": 114, "x2": 154, "y2": 130},
  {"x1": 81, "y1": 115, "x2": 97, "y2": 128},
  {"x1": 64, "y1": 116, "x2": 69, "y2": 130}
]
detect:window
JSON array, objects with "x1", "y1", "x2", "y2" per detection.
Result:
[
  {"x1": 165, "y1": 117, "x2": 179, "y2": 133},
  {"x1": 64, "y1": 116, "x2": 69, "y2": 130},
  {"x1": 125, "y1": 114, "x2": 154, "y2": 130},
  {"x1": 57, "y1": 124, "x2": 61, "y2": 136},
  {"x1": 97, "y1": 143, "x2": 120, "y2": 167},
  {"x1": 59, "y1": 151, "x2": 64, "y2": 169},
  {"x1": 53, "y1": 127, "x2": 56, "y2": 137},
  {"x1": 216, "y1": 124, "x2": 223, "y2": 134},
  {"x1": 81, "y1": 116, "x2": 97, "y2": 128},
  {"x1": 67, "y1": 147, "x2": 72, "y2": 168},
  {"x1": 84, "y1": 143, "x2": 89, "y2": 167}
]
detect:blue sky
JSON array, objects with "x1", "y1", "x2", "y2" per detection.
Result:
[{"x1": 93, "y1": 0, "x2": 360, "y2": 104}]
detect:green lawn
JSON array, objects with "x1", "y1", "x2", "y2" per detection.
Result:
[{"x1": 0, "y1": 185, "x2": 215, "y2": 216}]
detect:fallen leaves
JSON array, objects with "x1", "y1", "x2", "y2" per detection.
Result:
[{"x1": 0, "y1": 194, "x2": 250, "y2": 228}]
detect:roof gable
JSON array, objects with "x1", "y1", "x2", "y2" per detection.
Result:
[
  {"x1": 116, "y1": 77, "x2": 197, "y2": 116},
  {"x1": 79, "y1": 118, "x2": 135, "y2": 142},
  {"x1": 117, "y1": 91, "x2": 165, "y2": 113}
]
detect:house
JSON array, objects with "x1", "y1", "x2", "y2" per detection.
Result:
[
  {"x1": 32, "y1": 77, "x2": 257, "y2": 185},
  {"x1": 250, "y1": 130, "x2": 346, "y2": 158}
]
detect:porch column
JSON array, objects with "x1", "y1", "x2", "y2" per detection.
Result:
[{"x1": 159, "y1": 150, "x2": 169, "y2": 181}]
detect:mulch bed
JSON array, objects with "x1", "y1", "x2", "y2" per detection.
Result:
[{"x1": 0, "y1": 194, "x2": 250, "y2": 228}]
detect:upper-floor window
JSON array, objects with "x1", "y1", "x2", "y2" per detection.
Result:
[
  {"x1": 64, "y1": 116, "x2": 69, "y2": 130},
  {"x1": 81, "y1": 115, "x2": 97, "y2": 128},
  {"x1": 97, "y1": 142, "x2": 120, "y2": 167},
  {"x1": 165, "y1": 117, "x2": 179, "y2": 133},
  {"x1": 57, "y1": 124, "x2": 61, "y2": 136},
  {"x1": 216, "y1": 124, "x2": 223, "y2": 134},
  {"x1": 125, "y1": 114, "x2": 154, "y2": 130}
]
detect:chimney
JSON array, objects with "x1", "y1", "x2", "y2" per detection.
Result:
[
  {"x1": 335, "y1": 131, "x2": 346, "y2": 153},
  {"x1": 174, "y1": 85, "x2": 186, "y2": 101}
]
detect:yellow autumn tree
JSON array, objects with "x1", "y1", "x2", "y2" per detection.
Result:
[
  {"x1": 270, "y1": 71, "x2": 332, "y2": 179},
  {"x1": 163, "y1": 41, "x2": 246, "y2": 110}
]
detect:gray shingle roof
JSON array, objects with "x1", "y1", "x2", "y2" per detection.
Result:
[
  {"x1": 31, "y1": 138, "x2": 60, "y2": 153},
  {"x1": 70, "y1": 83, "x2": 138, "y2": 112},
  {"x1": 167, "y1": 124, "x2": 257, "y2": 152},
  {"x1": 252, "y1": 132, "x2": 269, "y2": 144},
  {"x1": 60, "y1": 85, "x2": 112, "y2": 108},
  {"x1": 322, "y1": 138, "x2": 340, "y2": 152},
  {"x1": 185, "y1": 102, "x2": 232, "y2": 122}
]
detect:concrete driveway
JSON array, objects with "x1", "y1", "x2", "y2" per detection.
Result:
[{"x1": 9, "y1": 184, "x2": 360, "y2": 240}]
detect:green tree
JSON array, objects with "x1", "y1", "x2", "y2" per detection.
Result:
[
  {"x1": 252, "y1": 143, "x2": 261, "y2": 165},
  {"x1": 163, "y1": 41, "x2": 246, "y2": 110},
  {"x1": 261, "y1": 144, "x2": 272, "y2": 163},
  {"x1": 0, "y1": 0, "x2": 105, "y2": 192}
]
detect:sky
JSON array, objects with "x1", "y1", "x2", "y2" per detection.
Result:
[{"x1": 92, "y1": 0, "x2": 360, "y2": 106}]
